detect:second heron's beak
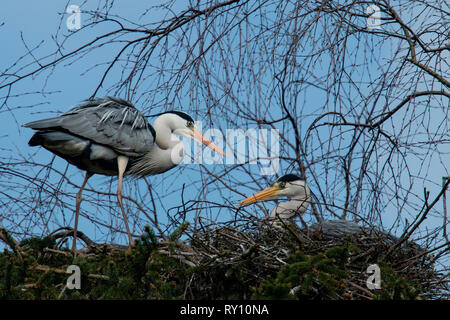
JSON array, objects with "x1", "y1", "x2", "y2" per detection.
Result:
[
  {"x1": 238, "y1": 186, "x2": 280, "y2": 206},
  {"x1": 193, "y1": 128, "x2": 226, "y2": 157}
]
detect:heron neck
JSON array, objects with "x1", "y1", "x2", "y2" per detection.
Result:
[
  {"x1": 270, "y1": 195, "x2": 311, "y2": 220},
  {"x1": 152, "y1": 115, "x2": 179, "y2": 149},
  {"x1": 128, "y1": 142, "x2": 185, "y2": 176}
]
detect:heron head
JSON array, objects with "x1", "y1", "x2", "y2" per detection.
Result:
[
  {"x1": 238, "y1": 174, "x2": 308, "y2": 206},
  {"x1": 164, "y1": 111, "x2": 226, "y2": 157}
]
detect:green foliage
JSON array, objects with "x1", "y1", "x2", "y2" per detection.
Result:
[
  {"x1": 0, "y1": 227, "x2": 432, "y2": 300},
  {"x1": 20, "y1": 236, "x2": 56, "y2": 252},
  {"x1": 373, "y1": 263, "x2": 422, "y2": 300},
  {"x1": 252, "y1": 248, "x2": 350, "y2": 300},
  {"x1": 0, "y1": 227, "x2": 188, "y2": 300},
  {"x1": 252, "y1": 238, "x2": 426, "y2": 300}
]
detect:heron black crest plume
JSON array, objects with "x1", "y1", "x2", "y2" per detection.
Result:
[
  {"x1": 146, "y1": 110, "x2": 194, "y2": 123},
  {"x1": 276, "y1": 174, "x2": 303, "y2": 183}
]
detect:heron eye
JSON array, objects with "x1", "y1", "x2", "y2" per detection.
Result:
[
  {"x1": 186, "y1": 121, "x2": 194, "y2": 128},
  {"x1": 279, "y1": 182, "x2": 286, "y2": 189}
]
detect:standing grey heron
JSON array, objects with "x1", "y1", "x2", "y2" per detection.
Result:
[
  {"x1": 238, "y1": 174, "x2": 311, "y2": 223},
  {"x1": 23, "y1": 97, "x2": 225, "y2": 252}
]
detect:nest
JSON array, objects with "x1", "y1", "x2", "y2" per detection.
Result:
[
  {"x1": 158, "y1": 219, "x2": 445, "y2": 299},
  {"x1": 1, "y1": 219, "x2": 447, "y2": 299}
]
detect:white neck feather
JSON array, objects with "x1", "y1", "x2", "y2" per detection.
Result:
[
  {"x1": 127, "y1": 113, "x2": 185, "y2": 176},
  {"x1": 270, "y1": 191, "x2": 311, "y2": 220},
  {"x1": 152, "y1": 114, "x2": 180, "y2": 149},
  {"x1": 128, "y1": 142, "x2": 185, "y2": 176}
]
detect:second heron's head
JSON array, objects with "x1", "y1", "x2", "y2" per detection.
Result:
[{"x1": 238, "y1": 174, "x2": 309, "y2": 206}]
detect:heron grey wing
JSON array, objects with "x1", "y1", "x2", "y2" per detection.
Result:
[{"x1": 57, "y1": 98, "x2": 155, "y2": 157}]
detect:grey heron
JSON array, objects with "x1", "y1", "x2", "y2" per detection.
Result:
[
  {"x1": 23, "y1": 97, "x2": 225, "y2": 252},
  {"x1": 238, "y1": 174, "x2": 311, "y2": 223}
]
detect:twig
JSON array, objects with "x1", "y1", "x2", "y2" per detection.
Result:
[
  {"x1": 0, "y1": 228, "x2": 23, "y2": 258},
  {"x1": 443, "y1": 177, "x2": 449, "y2": 243},
  {"x1": 343, "y1": 280, "x2": 375, "y2": 299},
  {"x1": 385, "y1": 179, "x2": 450, "y2": 259}
]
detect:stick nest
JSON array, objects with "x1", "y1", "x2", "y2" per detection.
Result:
[{"x1": 0, "y1": 220, "x2": 447, "y2": 300}]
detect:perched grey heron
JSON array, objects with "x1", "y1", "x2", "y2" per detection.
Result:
[
  {"x1": 238, "y1": 174, "x2": 311, "y2": 223},
  {"x1": 23, "y1": 97, "x2": 225, "y2": 252}
]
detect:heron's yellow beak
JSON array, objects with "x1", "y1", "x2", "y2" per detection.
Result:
[
  {"x1": 193, "y1": 128, "x2": 226, "y2": 157},
  {"x1": 238, "y1": 186, "x2": 279, "y2": 206}
]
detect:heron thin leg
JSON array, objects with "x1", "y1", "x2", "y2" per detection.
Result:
[
  {"x1": 73, "y1": 172, "x2": 93, "y2": 254},
  {"x1": 117, "y1": 155, "x2": 134, "y2": 248}
]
